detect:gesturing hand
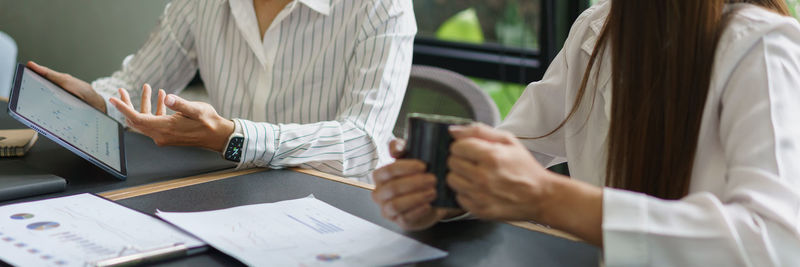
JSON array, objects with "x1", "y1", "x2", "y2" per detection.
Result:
[
  {"x1": 108, "y1": 84, "x2": 234, "y2": 152},
  {"x1": 446, "y1": 124, "x2": 558, "y2": 222}
]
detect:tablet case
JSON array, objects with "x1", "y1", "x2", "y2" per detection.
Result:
[{"x1": 0, "y1": 159, "x2": 66, "y2": 201}]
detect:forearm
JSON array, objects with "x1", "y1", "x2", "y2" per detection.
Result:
[
  {"x1": 236, "y1": 119, "x2": 385, "y2": 178},
  {"x1": 537, "y1": 173, "x2": 604, "y2": 247}
]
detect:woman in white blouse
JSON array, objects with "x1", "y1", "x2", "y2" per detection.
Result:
[
  {"x1": 372, "y1": 0, "x2": 800, "y2": 265},
  {"x1": 27, "y1": 0, "x2": 416, "y2": 181}
]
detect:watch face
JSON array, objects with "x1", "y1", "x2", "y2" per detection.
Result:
[{"x1": 224, "y1": 136, "x2": 245, "y2": 162}]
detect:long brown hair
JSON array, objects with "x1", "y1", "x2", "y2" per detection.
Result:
[{"x1": 543, "y1": 0, "x2": 789, "y2": 200}]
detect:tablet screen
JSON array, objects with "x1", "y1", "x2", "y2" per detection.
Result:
[{"x1": 8, "y1": 65, "x2": 126, "y2": 178}]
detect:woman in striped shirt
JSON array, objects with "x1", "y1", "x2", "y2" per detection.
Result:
[{"x1": 28, "y1": 0, "x2": 416, "y2": 183}]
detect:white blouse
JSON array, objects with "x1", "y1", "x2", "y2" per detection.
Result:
[
  {"x1": 499, "y1": 1, "x2": 800, "y2": 266},
  {"x1": 91, "y1": 0, "x2": 416, "y2": 181}
]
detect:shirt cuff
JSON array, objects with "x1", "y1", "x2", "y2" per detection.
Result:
[
  {"x1": 91, "y1": 79, "x2": 126, "y2": 126},
  {"x1": 602, "y1": 187, "x2": 650, "y2": 266},
  {"x1": 439, "y1": 211, "x2": 473, "y2": 223},
  {"x1": 236, "y1": 119, "x2": 280, "y2": 170}
]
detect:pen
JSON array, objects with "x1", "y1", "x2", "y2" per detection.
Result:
[{"x1": 93, "y1": 243, "x2": 188, "y2": 267}]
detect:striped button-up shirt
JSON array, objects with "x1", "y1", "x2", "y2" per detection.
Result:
[{"x1": 91, "y1": 0, "x2": 417, "y2": 182}]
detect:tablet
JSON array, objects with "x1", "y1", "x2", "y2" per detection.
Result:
[{"x1": 7, "y1": 64, "x2": 127, "y2": 179}]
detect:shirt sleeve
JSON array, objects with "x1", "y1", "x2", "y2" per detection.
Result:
[
  {"x1": 91, "y1": 0, "x2": 198, "y2": 125},
  {"x1": 497, "y1": 3, "x2": 601, "y2": 167},
  {"x1": 602, "y1": 26, "x2": 800, "y2": 266},
  {"x1": 498, "y1": 49, "x2": 569, "y2": 168},
  {"x1": 235, "y1": 0, "x2": 416, "y2": 181}
]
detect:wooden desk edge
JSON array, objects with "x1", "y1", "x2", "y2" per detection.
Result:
[
  {"x1": 0, "y1": 96, "x2": 7, "y2": 102},
  {"x1": 99, "y1": 168, "x2": 266, "y2": 201},
  {"x1": 99, "y1": 166, "x2": 581, "y2": 242}
]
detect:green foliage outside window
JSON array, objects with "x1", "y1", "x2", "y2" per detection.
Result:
[
  {"x1": 429, "y1": 0, "x2": 799, "y2": 118},
  {"x1": 789, "y1": 0, "x2": 800, "y2": 19},
  {"x1": 434, "y1": 4, "x2": 532, "y2": 118}
]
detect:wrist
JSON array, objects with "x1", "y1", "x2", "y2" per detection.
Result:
[
  {"x1": 88, "y1": 87, "x2": 107, "y2": 113},
  {"x1": 536, "y1": 173, "x2": 604, "y2": 245},
  {"x1": 530, "y1": 171, "x2": 567, "y2": 224},
  {"x1": 214, "y1": 117, "x2": 236, "y2": 153}
]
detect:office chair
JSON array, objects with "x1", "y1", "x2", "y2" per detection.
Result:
[
  {"x1": 393, "y1": 65, "x2": 501, "y2": 137},
  {"x1": 0, "y1": 32, "x2": 17, "y2": 100}
]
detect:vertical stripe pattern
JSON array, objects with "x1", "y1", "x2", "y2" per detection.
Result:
[{"x1": 91, "y1": 0, "x2": 417, "y2": 183}]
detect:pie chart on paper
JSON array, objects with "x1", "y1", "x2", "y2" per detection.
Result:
[
  {"x1": 26, "y1": 222, "x2": 60, "y2": 231},
  {"x1": 10, "y1": 213, "x2": 34, "y2": 220}
]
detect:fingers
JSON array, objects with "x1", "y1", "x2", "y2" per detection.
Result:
[
  {"x1": 389, "y1": 139, "x2": 406, "y2": 158},
  {"x1": 450, "y1": 123, "x2": 514, "y2": 144},
  {"x1": 381, "y1": 189, "x2": 436, "y2": 220},
  {"x1": 372, "y1": 173, "x2": 436, "y2": 203},
  {"x1": 140, "y1": 84, "x2": 152, "y2": 114},
  {"x1": 446, "y1": 172, "x2": 474, "y2": 196},
  {"x1": 450, "y1": 138, "x2": 496, "y2": 163},
  {"x1": 447, "y1": 156, "x2": 481, "y2": 181},
  {"x1": 27, "y1": 61, "x2": 66, "y2": 85},
  {"x1": 109, "y1": 97, "x2": 141, "y2": 123},
  {"x1": 156, "y1": 89, "x2": 166, "y2": 116},
  {"x1": 397, "y1": 205, "x2": 433, "y2": 225},
  {"x1": 165, "y1": 94, "x2": 202, "y2": 118},
  {"x1": 119, "y1": 88, "x2": 133, "y2": 107},
  {"x1": 372, "y1": 159, "x2": 426, "y2": 186}
]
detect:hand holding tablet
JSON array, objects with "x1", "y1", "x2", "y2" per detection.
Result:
[
  {"x1": 8, "y1": 64, "x2": 127, "y2": 179},
  {"x1": 25, "y1": 61, "x2": 107, "y2": 113}
]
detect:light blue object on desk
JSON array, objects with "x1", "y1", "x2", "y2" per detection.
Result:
[{"x1": 0, "y1": 32, "x2": 16, "y2": 99}]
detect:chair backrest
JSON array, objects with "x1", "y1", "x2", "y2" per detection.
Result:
[
  {"x1": 393, "y1": 65, "x2": 501, "y2": 137},
  {"x1": 0, "y1": 32, "x2": 17, "y2": 100}
]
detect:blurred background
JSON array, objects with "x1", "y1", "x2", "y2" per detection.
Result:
[{"x1": 1, "y1": 0, "x2": 798, "y2": 115}]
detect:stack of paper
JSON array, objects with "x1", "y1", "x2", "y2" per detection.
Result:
[
  {"x1": 0, "y1": 194, "x2": 204, "y2": 267},
  {"x1": 0, "y1": 194, "x2": 447, "y2": 266}
]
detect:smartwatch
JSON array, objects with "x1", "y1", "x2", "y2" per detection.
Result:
[{"x1": 222, "y1": 120, "x2": 245, "y2": 162}]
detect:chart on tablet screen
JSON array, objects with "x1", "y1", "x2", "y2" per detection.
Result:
[{"x1": 14, "y1": 69, "x2": 122, "y2": 171}]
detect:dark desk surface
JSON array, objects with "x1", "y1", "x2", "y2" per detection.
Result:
[
  {"x1": 118, "y1": 170, "x2": 600, "y2": 267},
  {"x1": 1, "y1": 102, "x2": 235, "y2": 205},
  {"x1": 2, "y1": 98, "x2": 600, "y2": 266}
]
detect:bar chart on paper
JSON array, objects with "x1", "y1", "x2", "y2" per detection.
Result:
[
  {"x1": 157, "y1": 196, "x2": 448, "y2": 266},
  {"x1": 286, "y1": 214, "x2": 344, "y2": 234}
]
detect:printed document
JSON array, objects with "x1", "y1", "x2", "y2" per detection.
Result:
[
  {"x1": 0, "y1": 194, "x2": 204, "y2": 266},
  {"x1": 157, "y1": 196, "x2": 447, "y2": 266}
]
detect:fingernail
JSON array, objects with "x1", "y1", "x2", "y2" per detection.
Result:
[
  {"x1": 392, "y1": 140, "x2": 404, "y2": 151},
  {"x1": 165, "y1": 95, "x2": 176, "y2": 106},
  {"x1": 449, "y1": 125, "x2": 466, "y2": 132}
]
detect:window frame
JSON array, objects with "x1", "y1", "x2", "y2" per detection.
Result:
[{"x1": 411, "y1": 0, "x2": 589, "y2": 84}]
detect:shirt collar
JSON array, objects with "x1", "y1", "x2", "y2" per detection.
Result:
[
  {"x1": 298, "y1": 0, "x2": 331, "y2": 16},
  {"x1": 227, "y1": 0, "x2": 332, "y2": 66}
]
